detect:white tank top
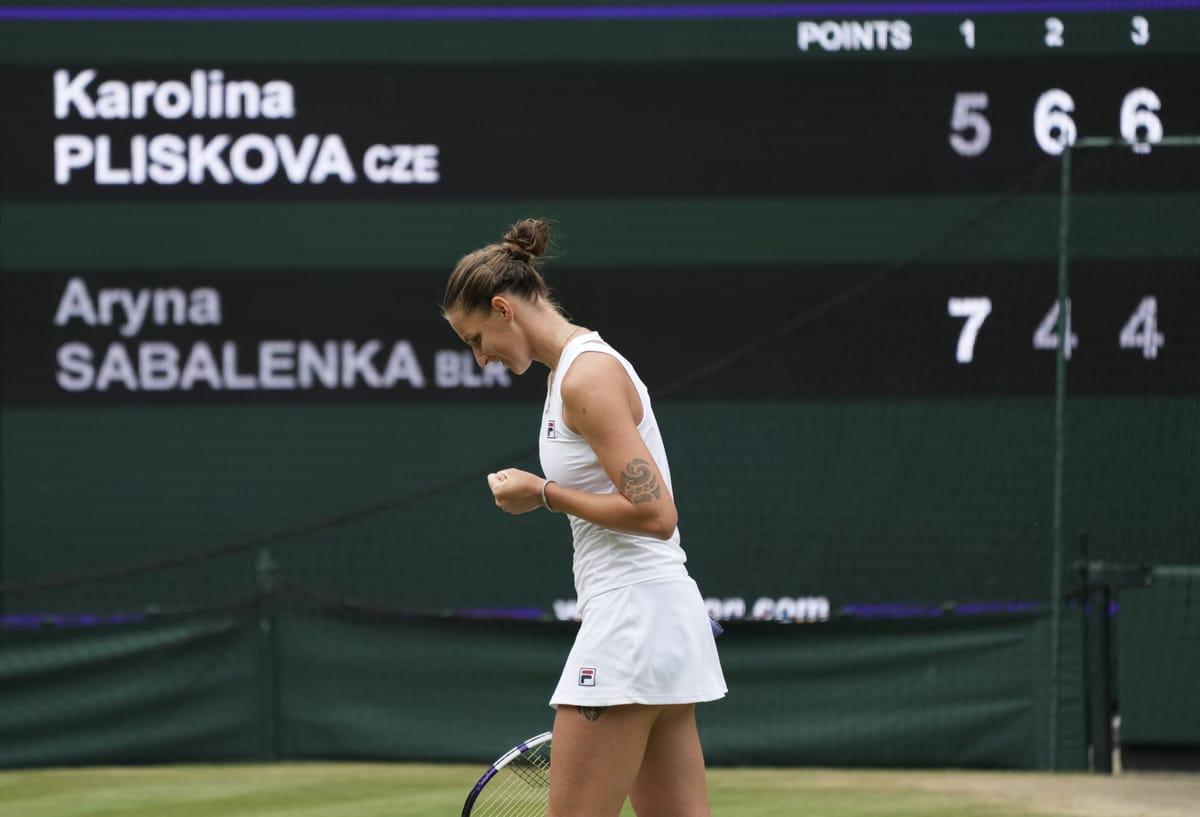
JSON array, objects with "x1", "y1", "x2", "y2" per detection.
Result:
[{"x1": 539, "y1": 332, "x2": 688, "y2": 606}]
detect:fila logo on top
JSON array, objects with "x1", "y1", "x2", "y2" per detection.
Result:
[
  {"x1": 578, "y1": 667, "x2": 596, "y2": 686},
  {"x1": 546, "y1": 420, "x2": 556, "y2": 439}
]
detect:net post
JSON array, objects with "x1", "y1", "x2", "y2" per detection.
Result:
[{"x1": 1076, "y1": 556, "x2": 1154, "y2": 773}]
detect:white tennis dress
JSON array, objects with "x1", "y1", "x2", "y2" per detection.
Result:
[{"x1": 540, "y1": 332, "x2": 726, "y2": 708}]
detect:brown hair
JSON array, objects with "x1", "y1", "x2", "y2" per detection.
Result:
[{"x1": 442, "y1": 218, "x2": 559, "y2": 316}]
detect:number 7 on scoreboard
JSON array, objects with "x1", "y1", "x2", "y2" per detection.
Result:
[{"x1": 948, "y1": 297, "x2": 993, "y2": 364}]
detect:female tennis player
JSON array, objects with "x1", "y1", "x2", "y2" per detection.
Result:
[{"x1": 442, "y1": 218, "x2": 726, "y2": 817}]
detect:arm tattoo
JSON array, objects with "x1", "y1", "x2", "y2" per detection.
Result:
[
  {"x1": 577, "y1": 706, "x2": 606, "y2": 721},
  {"x1": 619, "y1": 458, "x2": 662, "y2": 505}
]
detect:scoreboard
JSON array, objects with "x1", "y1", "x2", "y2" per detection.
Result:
[
  {"x1": 1, "y1": 1, "x2": 1199, "y2": 626},
  {"x1": 1, "y1": 0, "x2": 1198, "y2": 403}
]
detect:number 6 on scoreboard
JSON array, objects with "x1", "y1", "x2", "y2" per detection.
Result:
[{"x1": 948, "y1": 297, "x2": 993, "y2": 363}]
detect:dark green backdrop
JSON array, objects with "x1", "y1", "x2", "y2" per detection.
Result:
[{"x1": 2, "y1": 0, "x2": 1196, "y2": 772}]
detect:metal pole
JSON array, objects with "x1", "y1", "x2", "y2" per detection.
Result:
[
  {"x1": 1086, "y1": 582, "x2": 1114, "y2": 772},
  {"x1": 1048, "y1": 142, "x2": 1073, "y2": 770},
  {"x1": 256, "y1": 547, "x2": 279, "y2": 762}
]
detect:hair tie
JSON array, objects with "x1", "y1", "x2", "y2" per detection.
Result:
[{"x1": 502, "y1": 241, "x2": 531, "y2": 258}]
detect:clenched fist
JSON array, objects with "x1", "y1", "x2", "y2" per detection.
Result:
[{"x1": 486, "y1": 468, "x2": 545, "y2": 514}]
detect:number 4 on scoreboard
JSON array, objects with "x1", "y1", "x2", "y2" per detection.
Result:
[
  {"x1": 1119, "y1": 296, "x2": 1164, "y2": 360},
  {"x1": 1033, "y1": 300, "x2": 1078, "y2": 360}
]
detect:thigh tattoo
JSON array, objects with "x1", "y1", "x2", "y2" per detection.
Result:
[{"x1": 577, "y1": 706, "x2": 606, "y2": 721}]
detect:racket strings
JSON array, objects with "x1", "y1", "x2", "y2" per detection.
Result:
[
  {"x1": 507, "y1": 747, "x2": 551, "y2": 788},
  {"x1": 471, "y1": 745, "x2": 552, "y2": 817},
  {"x1": 474, "y1": 774, "x2": 544, "y2": 817}
]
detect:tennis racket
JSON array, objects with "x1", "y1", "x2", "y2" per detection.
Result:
[{"x1": 462, "y1": 730, "x2": 553, "y2": 817}]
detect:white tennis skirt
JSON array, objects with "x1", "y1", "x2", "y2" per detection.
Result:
[{"x1": 549, "y1": 575, "x2": 727, "y2": 709}]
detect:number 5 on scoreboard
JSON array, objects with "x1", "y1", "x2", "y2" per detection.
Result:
[
  {"x1": 948, "y1": 297, "x2": 993, "y2": 363},
  {"x1": 949, "y1": 92, "x2": 991, "y2": 157}
]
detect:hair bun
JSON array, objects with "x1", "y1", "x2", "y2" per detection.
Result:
[{"x1": 502, "y1": 218, "x2": 550, "y2": 260}]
